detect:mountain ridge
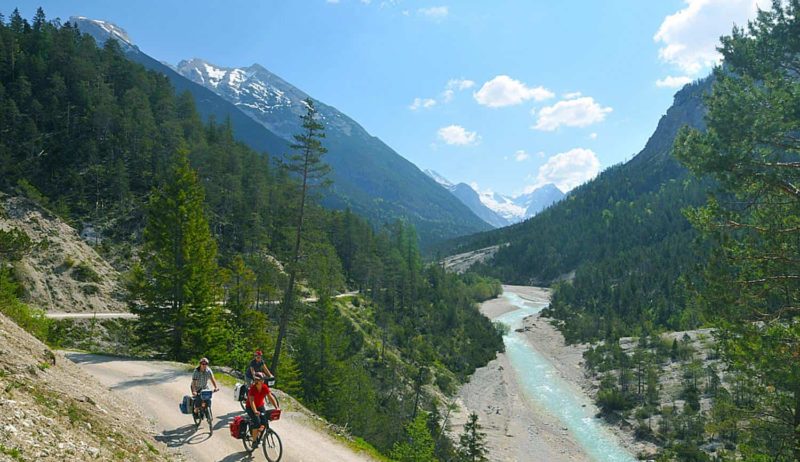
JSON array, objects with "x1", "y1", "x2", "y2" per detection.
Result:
[{"x1": 72, "y1": 17, "x2": 491, "y2": 246}]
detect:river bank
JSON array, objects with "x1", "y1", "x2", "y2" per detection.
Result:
[{"x1": 449, "y1": 285, "x2": 646, "y2": 461}]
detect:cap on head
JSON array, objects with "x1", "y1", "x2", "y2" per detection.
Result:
[
  {"x1": 200, "y1": 358, "x2": 209, "y2": 365},
  {"x1": 255, "y1": 350, "x2": 263, "y2": 356}
]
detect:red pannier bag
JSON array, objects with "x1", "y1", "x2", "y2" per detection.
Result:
[
  {"x1": 268, "y1": 409, "x2": 282, "y2": 421},
  {"x1": 230, "y1": 415, "x2": 246, "y2": 439}
]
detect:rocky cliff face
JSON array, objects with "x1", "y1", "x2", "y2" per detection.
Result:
[{"x1": 0, "y1": 194, "x2": 125, "y2": 313}]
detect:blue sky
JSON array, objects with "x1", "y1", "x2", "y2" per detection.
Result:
[{"x1": 11, "y1": 1, "x2": 766, "y2": 197}]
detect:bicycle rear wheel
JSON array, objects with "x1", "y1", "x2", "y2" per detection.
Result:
[
  {"x1": 242, "y1": 428, "x2": 258, "y2": 454},
  {"x1": 262, "y1": 429, "x2": 282, "y2": 462}
]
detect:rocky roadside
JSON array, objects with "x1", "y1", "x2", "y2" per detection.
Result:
[{"x1": 0, "y1": 313, "x2": 175, "y2": 461}]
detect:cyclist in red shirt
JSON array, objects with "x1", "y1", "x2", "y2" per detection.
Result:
[{"x1": 247, "y1": 372, "x2": 279, "y2": 441}]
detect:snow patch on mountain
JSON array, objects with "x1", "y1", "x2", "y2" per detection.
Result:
[
  {"x1": 424, "y1": 169, "x2": 454, "y2": 189},
  {"x1": 70, "y1": 17, "x2": 137, "y2": 51},
  {"x1": 424, "y1": 171, "x2": 564, "y2": 225},
  {"x1": 476, "y1": 190, "x2": 527, "y2": 222},
  {"x1": 175, "y1": 58, "x2": 355, "y2": 140}
]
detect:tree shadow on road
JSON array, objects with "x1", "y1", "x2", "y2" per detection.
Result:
[
  {"x1": 155, "y1": 423, "x2": 211, "y2": 447},
  {"x1": 110, "y1": 368, "x2": 185, "y2": 390},
  {"x1": 218, "y1": 452, "x2": 257, "y2": 462},
  {"x1": 65, "y1": 352, "x2": 142, "y2": 364}
]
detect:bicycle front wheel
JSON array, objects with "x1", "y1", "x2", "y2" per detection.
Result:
[
  {"x1": 262, "y1": 429, "x2": 282, "y2": 462},
  {"x1": 192, "y1": 407, "x2": 201, "y2": 428},
  {"x1": 206, "y1": 408, "x2": 213, "y2": 434}
]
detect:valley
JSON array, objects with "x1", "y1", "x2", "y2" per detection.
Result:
[{"x1": 3, "y1": 3, "x2": 800, "y2": 460}]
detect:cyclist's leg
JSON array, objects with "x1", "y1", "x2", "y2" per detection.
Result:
[{"x1": 246, "y1": 406, "x2": 260, "y2": 440}]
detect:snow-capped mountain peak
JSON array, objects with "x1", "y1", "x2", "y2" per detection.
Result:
[
  {"x1": 424, "y1": 169, "x2": 454, "y2": 189},
  {"x1": 175, "y1": 58, "x2": 350, "y2": 140},
  {"x1": 69, "y1": 17, "x2": 136, "y2": 51},
  {"x1": 476, "y1": 190, "x2": 526, "y2": 222},
  {"x1": 423, "y1": 172, "x2": 566, "y2": 225}
]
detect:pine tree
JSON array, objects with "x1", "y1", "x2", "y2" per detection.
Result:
[
  {"x1": 129, "y1": 148, "x2": 219, "y2": 361},
  {"x1": 674, "y1": 2, "x2": 800, "y2": 459},
  {"x1": 458, "y1": 412, "x2": 488, "y2": 462},
  {"x1": 391, "y1": 412, "x2": 437, "y2": 462},
  {"x1": 271, "y1": 97, "x2": 330, "y2": 374}
]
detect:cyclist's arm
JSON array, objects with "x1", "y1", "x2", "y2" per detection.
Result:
[
  {"x1": 190, "y1": 371, "x2": 199, "y2": 395},
  {"x1": 211, "y1": 373, "x2": 219, "y2": 390},
  {"x1": 261, "y1": 363, "x2": 274, "y2": 378},
  {"x1": 268, "y1": 391, "x2": 279, "y2": 409}
]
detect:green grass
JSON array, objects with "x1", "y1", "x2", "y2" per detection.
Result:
[
  {"x1": 215, "y1": 372, "x2": 239, "y2": 388},
  {"x1": 345, "y1": 437, "x2": 393, "y2": 462},
  {"x1": 144, "y1": 440, "x2": 160, "y2": 454},
  {"x1": 66, "y1": 402, "x2": 91, "y2": 425},
  {"x1": 0, "y1": 444, "x2": 24, "y2": 461}
]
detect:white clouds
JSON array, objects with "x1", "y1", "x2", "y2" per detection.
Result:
[
  {"x1": 654, "y1": 0, "x2": 765, "y2": 77},
  {"x1": 447, "y1": 78, "x2": 475, "y2": 91},
  {"x1": 441, "y1": 78, "x2": 475, "y2": 103},
  {"x1": 514, "y1": 150, "x2": 530, "y2": 162},
  {"x1": 409, "y1": 97, "x2": 437, "y2": 110},
  {"x1": 526, "y1": 148, "x2": 601, "y2": 192},
  {"x1": 438, "y1": 125, "x2": 479, "y2": 146},
  {"x1": 474, "y1": 75, "x2": 554, "y2": 108},
  {"x1": 410, "y1": 77, "x2": 474, "y2": 109},
  {"x1": 533, "y1": 96, "x2": 612, "y2": 131},
  {"x1": 418, "y1": 6, "x2": 449, "y2": 20},
  {"x1": 655, "y1": 75, "x2": 694, "y2": 88},
  {"x1": 589, "y1": 132, "x2": 598, "y2": 140},
  {"x1": 563, "y1": 92, "x2": 582, "y2": 100}
]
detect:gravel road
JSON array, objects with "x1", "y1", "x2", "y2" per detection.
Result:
[{"x1": 66, "y1": 352, "x2": 376, "y2": 462}]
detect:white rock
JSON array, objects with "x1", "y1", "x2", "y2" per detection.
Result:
[{"x1": 4, "y1": 424, "x2": 17, "y2": 434}]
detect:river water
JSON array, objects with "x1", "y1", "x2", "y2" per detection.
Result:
[{"x1": 498, "y1": 289, "x2": 636, "y2": 462}]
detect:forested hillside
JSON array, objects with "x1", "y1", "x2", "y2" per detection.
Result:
[
  {"x1": 441, "y1": 78, "x2": 712, "y2": 342},
  {"x1": 0, "y1": 9, "x2": 503, "y2": 458}
]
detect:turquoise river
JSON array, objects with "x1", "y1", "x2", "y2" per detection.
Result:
[{"x1": 499, "y1": 289, "x2": 636, "y2": 462}]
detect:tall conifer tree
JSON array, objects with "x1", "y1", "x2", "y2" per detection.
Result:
[
  {"x1": 130, "y1": 148, "x2": 218, "y2": 361},
  {"x1": 458, "y1": 412, "x2": 488, "y2": 462},
  {"x1": 272, "y1": 97, "x2": 330, "y2": 373}
]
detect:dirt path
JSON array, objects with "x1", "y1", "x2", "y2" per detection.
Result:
[
  {"x1": 65, "y1": 353, "x2": 376, "y2": 462},
  {"x1": 46, "y1": 312, "x2": 138, "y2": 320}
]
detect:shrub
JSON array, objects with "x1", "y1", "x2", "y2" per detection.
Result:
[
  {"x1": 0, "y1": 270, "x2": 52, "y2": 343},
  {"x1": 72, "y1": 262, "x2": 101, "y2": 283}
]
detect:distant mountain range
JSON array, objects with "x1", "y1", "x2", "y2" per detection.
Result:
[
  {"x1": 424, "y1": 170, "x2": 564, "y2": 227},
  {"x1": 72, "y1": 17, "x2": 491, "y2": 246}
]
